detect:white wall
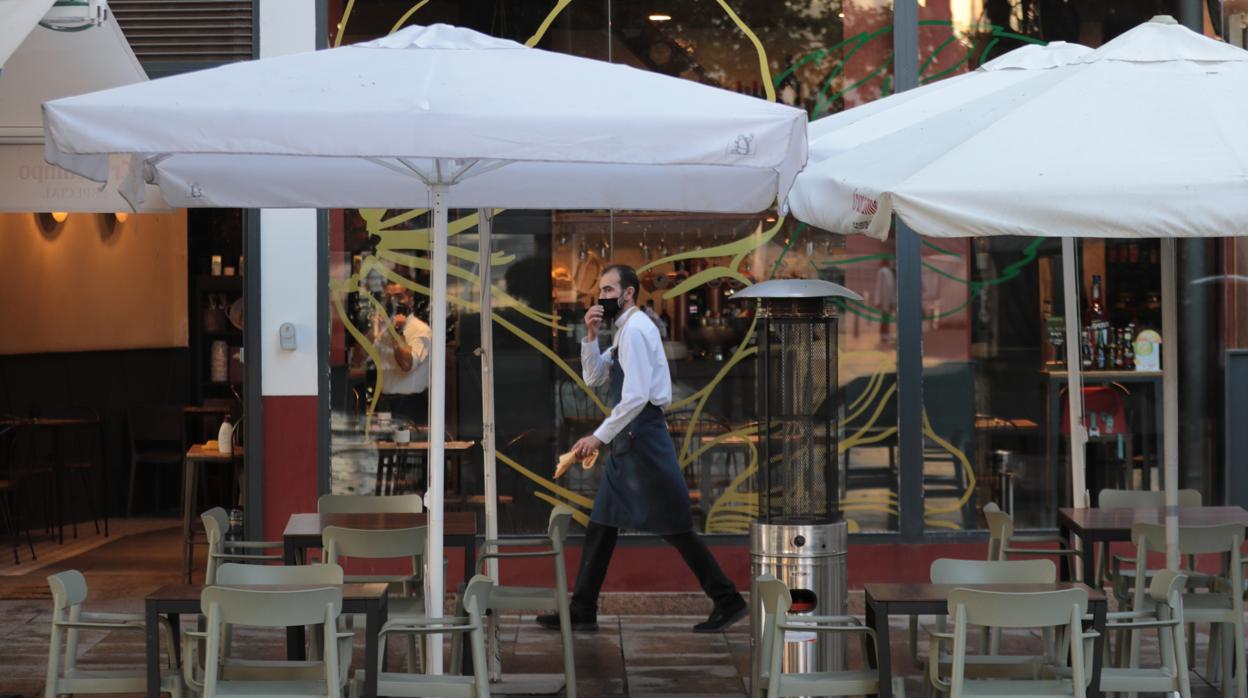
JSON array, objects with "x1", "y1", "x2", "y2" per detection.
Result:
[{"x1": 258, "y1": 0, "x2": 319, "y2": 396}]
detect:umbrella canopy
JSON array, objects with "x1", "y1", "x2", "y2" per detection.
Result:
[
  {"x1": 42, "y1": 22, "x2": 808, "y2": 673},
  {"x1": 789, "y1": 16, "x2": 1248, "y2": 570},
  {"x1": 790, "y1": 18, "x2": 1248, "y2": 241},
  {"x1": 43, "y1": 23, "x2": 806, "y2": 212}
]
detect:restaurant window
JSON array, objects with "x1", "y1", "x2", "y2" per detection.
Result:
[{"x1": 323, "y1": 1, "x2": 905, "y2": 534}]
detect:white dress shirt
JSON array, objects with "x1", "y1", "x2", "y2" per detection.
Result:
[
  {"x1": 581, "y1": 305, "x2": 673, "y2": 444},
  {"x1": 373, "y1": 315, "x2": 432, "y2": 395}
]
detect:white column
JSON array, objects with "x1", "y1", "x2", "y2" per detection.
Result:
[
  {"x1": 258, "y1": 0, "x2": 318, "y2": 397},
  {"x1": 1161, "y1": 238, "x2": 1179, "y2": 570}
]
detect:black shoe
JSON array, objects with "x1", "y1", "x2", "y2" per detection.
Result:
[
  {"x1": 693, "y1": 595, "x2": 748, "y2": 633},
  {"x1": 536, "y1": 611, "x2": 598, "y2": 632}
]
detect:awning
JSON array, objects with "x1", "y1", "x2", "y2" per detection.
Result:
[
  {"x1": 0, "y1": 0, "x2": 167, "y2": 210},
  {"x1": 0, "y1": 0, "x2": 55, "y2": 74}
]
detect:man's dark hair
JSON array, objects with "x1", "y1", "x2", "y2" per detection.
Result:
[{"x1": 603, "y1": 264, "x2": 640, "y2": 299}]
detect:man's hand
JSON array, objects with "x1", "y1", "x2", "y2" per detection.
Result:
[
  {"x1": 584, "y1": 305, "x2": 604, "y2": 342},
  {"x1": 572, "y1": 434, "x2": 603, "y2": 459},
  {"x1": 393, "y1": 313, "x2": 408, "y2": 333}
]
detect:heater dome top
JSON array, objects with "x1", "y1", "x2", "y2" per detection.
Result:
[{"x1": 731, "y1": 278, "x2": 862, "y2": 301}]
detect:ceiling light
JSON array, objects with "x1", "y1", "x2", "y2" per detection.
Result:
[
  {"x1": 648, "y1": 13, "x2": 672, "y2": 22},
  {"x1": 114, "y1": 211, "x2": 129, "y2": 223},
  {"x1": 51, "y1": 211, "x2": 69, "y2": 223}
]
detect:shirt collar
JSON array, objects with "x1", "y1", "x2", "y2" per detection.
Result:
[{"x1": 614, "y1": 305, "x2": 639, "y2": 328}]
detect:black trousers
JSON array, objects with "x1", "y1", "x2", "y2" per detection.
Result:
[{"x1": 569, "y1": 521, "x2": 740, "y2": 617}]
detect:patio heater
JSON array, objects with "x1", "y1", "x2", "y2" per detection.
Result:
[{"x1": 733, "y1": 278, "x2": 861, "y2": 681}]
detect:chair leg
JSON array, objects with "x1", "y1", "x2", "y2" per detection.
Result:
[{"x1": 558, "y1": 600, "x2": 577, "y2": 698}]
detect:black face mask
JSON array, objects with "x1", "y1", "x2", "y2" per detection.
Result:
[{"x1": 598, "y1": 297, "x2": 620, "y2": 321}]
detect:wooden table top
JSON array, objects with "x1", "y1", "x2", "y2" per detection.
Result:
[
  {"x1": 147, "y1": 582, "x2": 387, "y2": 603},
  {"x1": 866, "y1": 582, "x2": 1105, "y2": 605},
  {"x1": 1059, "y1": 506, "x2": 1248, "y2": 533},
  {"x1": 186, "y1": 444, "x2": 245, "y2": 461},
  {"x1": 283, "y1": 512, "x2": 478, "y2": 539},
  {"x1": 374, "y1": 440, "x2": 476, "y2": 451}
]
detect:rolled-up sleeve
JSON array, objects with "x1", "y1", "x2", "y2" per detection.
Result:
[
  {"x1": 592, "y1": 328, "x2": 651, "y2": 445},
  {"x1": 581, "y1": 338, "x2": 612, "y2": 387}
]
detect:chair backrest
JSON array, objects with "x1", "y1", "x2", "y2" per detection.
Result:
[
  {"x1": 931, "y1": 558, "x2": 1056, "y2": 585},
  {"x1": 202, "y1": 507, "x2": 228, "y2": 545},
  {"x1": 1149, "y1": 569, "x2": 1188, "y2": 608},
  {"x1": 547, "y1": 505, "x2": 575, "y2": 550},
  {"x1": 215, "y1": 562, "x2": 344, "y2": 586},
  {"x1": 948, "y1": 587, "x2": 1088, "y2": 629},
  {"x1": 461, "y1": 574, "x2": 494, "y2": 618},
  {"x1": 756, "y1": 574, "x2": 791, "y2": 616},
  {"x1": 322, "y1": 525, "x2": 426, "y2": 571},
  {"x1": 1133, "y1": 522, "x2": 1245, "y2": 557},
  {"x1": 47, "y1": 570, "x2": 88, "y2": 611},
  {"x1": 1098, "y1": 489, "x2": 1201, "y2": 508},
  {"x1": 983, "y1": 503, "x2": 1013, "y2": 560},
  {"x1": 201, "y1": 586, "x2": 342, "y2": 628},
  {"x1": 317, "y1": 493, "x2": 424, "y2": 514}
]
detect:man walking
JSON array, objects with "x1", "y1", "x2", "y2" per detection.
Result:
[{"x1": 540, "y1": 264, "x2": 747, "y2": 633}]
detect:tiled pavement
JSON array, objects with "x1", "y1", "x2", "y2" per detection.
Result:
[{"x1": 0, "y1": 524, "x2": 1235, "y2": 697}]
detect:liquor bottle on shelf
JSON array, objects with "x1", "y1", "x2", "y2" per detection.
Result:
[
  {"x1": 1081, "y1": 329, "x2": 1094, "y2": 370},
  {"x1": 1088, "y1": 275, "x2": 1106, "y2": 321}
]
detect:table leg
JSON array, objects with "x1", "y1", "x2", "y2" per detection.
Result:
[
  {"x1": 1081, "y1": 536, "x2": 1096, "y2": 588},
  {"x1": 363, "y1": 594, "x2": 387, "y2": 698},
  {"x1": 145, "y1": 600, "x2": 162, "y2": 698},
  {"x1": 865, "y1": 597, "x2": 892, "y2": 698},
  {"x1": 97, "y1": 420, "x2": 109, "y2": 537},
  {"x1": 1088, "y1": 600, "x2": 1107, "y2": 698},
  {"x1": 284, "y1": 539, "x2": 308, "y2": 660},
  {"x1": 182, "y1": 459, "x2": 196, "y2": 583}
]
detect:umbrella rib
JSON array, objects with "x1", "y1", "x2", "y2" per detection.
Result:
[{"x1": 368, "y1": 156, "x2": 434, "y2": 184}]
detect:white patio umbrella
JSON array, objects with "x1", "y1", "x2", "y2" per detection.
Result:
[
  {"x1": 789, "y1": 16, "x2": 1248, "y2": 569},
  {"x1": 42, "y1": 22, "x2": 807, "y2": 671}
]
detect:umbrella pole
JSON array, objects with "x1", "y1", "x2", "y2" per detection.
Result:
[
  {"x1": 477, "y1": 208, "x2": 502, "y2": 680},
  {"x1": 426, "y1": 183, "x2": 449, "y2": 673},
  {"x1": 1161, "y1": 238, "x2": 1179, "y2": 569},
  {"x1": 1061, "y1": 237, "x2": 1088, "y2": 517}
]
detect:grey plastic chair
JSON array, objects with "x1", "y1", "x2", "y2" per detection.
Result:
[
  {"x1": 323, "y1": 525, "x2": 427, "y2": 673},
  {"x1": 351, "y1": 574, "x2": 493, "y2": 698},
  {"x1": 917, "y1": 558, "x2": 1059, "y2": 697},
  {"x1": 45, "y1": 570, "x2": 183, "y2": 698},
  {"x1": 985, "y1": 502, "x2": 1078, "y2": 580},
  {"x1": 752, "y1": 574, "x2": 879, "y2": 698},
  {"x1": 476, "y1": 504, "x2": 576, "y2": 697},
  {"x1": 212, "y1": 562, "x2": 346, "y2": 669},
  {"x1": 184, "y1": 586, "x2": 351, "y2": 698},
  {"x1": 1096, "y1": 569, "x2": 1191, "y2": 698},
  {"x1": 317, "y1": 493, "x2": 424, "y2": 514},
  {"x1": 1127, "y1": 522, "x2": 1244, "y2": 698},
  {"x1": 201, "y1": 506, "x2": 283, "y2": 585},
  {"x1": 1097, "y1": 488, "x2": 1201, "y2": 590},
  {"x1": 941, "y1": 587, "x2": 1095, "y2": 698}
]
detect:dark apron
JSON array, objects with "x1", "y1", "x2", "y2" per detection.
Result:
[{"x1": 590, "y1": 350, "x2": 694, "y2": 535}]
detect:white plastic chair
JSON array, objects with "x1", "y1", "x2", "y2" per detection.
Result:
[
  {"x1": 317, "y1": 493, "x2": 424, "y2": 514},
  {"x1": 350, "y1": 574, "x2": 493, "y2": 698},
  {"x1": 184, "y1": 586, "x2": 351, "y2": 698},
  {"x1": 1127, "y1": 522, "x2": 1244, "y2": 698},
  {"x1": 201, "y1": 507, "x2": 283, "y2": 585},
  {"x1": 917, "y1": 559, "x2": 1059, "y2": 697},
  {"x1": 475, "y1": 504, "x2": 576, "y2": 697},
  {"x1": 941, "y1": 587, "x2": 1096, "y2": 698},
  {"x1": 985, "y1": 502, "x2": 1079, "y2": 581},
  {"x1": 751, "y1": 574, "x2": 879, "y2": 698},
  {"x1": 212, "y1": 562, "x2": 346, "y2": 669},
  {"x1": 45, "y1": 570, "x2": 183, "y2": 698},
  {"x1": 1096, "y1": 569, "x2": 1191, "y2": 698},
  {"x1": 323, "y1": 525, "x2": 426, "y2": 672},
  {"x1": 1097, "y1": 489, "x2": 1201, "y2": 590}
]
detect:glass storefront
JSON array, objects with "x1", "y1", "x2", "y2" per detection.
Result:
[{"x1": 324, "y1": 0, "x2": 1239, "y2": 537}]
